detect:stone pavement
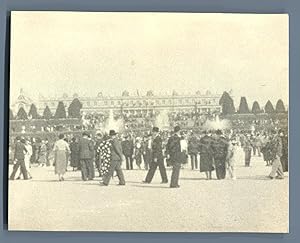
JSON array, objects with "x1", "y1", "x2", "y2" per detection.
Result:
[{"x1": 8, "y1": 155, "x2": 288, "y2": 232}]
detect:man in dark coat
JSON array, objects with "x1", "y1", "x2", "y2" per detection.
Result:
[
  {"x1": 10, "y1": 137, "x2": 29, "y2": 180},
  {"x1": 280, "y1": 130, "x2": 288, "y2": 172},
  {"x1": 188, "y1": 133, "x2": 199, "y2": 170},
  {"x1": 143, "y1": 127, "x2": 168, "y2": 184},
  {"x1": 199, "y1": 131, "x2": 214, "y2": 180},
  {"x1": 78, "y1": 132, "x2": 95, "y2": 181},
  {"x1": 211, "y1": 129, "x2": 228, "y2": 180},
  {"x1": 142, "y1": 134, "x2": 152, "y2": 170},
  {"x1": 121, "y1": 135, "x2": 134, "y2": 170},
  {"x1": 166, "y1": 126, "x2": 182, "y2": 188},
  {"x1": 101, "y1": 130, "x2": 125, "y2": 186}
]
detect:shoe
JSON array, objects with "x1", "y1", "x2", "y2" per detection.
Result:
[
  {"x1": 117, "y1": 183, "x2": 125, "y2": 186},
  {"x1": 268, "y1": 175, "x2": 275, "y2": 180},
  {"x1": 99, "y1": 182, "x2": 108, "y2": 186},
  {"x1": 160, "y1": 181, "x2": 168, "y2": 184},
  {"x1": 142, "y1": 180, "x2": 150, "y2": 184},
  {"x1": 276, "y1": 176, "x2": 284, "y2": 179},
  {"x1": 170, "y1": 185, "x2": 180, "y2": 188},
  {"x1": 16, "y1": 177, "x2": 21, "y2": 180},
  {"x1": 61, "y1": 177, "x2": 64, "y2": 181}
]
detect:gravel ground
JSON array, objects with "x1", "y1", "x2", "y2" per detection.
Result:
[{"x1": 8, "y1": 156, "x2": 288, "y2": 232}]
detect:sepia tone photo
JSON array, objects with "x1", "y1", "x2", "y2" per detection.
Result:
[{"x1": 8, "y1": 12, "x2": 288, "y2": 232}]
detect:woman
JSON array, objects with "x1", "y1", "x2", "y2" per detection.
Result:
[
  {"x1": 134, "y1": 137, "x2": 143, "y2": 169},
  {"x1": 53, "y1": 134, "x2": 70, "y2": 181},
  {"x1": 98, "y1": 134, "x2": 112, "y2": 178},
  {"x1": 38, "y1": 140, "x2": 47, "y2": 167}
]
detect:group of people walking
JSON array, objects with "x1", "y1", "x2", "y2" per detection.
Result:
[{"x1": 10, "y1": 125, "x2": 288, "y2": 186}]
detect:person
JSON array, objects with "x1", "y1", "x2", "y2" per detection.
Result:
[
  {"x1": 94, "y1": 132, "x2": 103, "y2": 176},
  {"x1": 45, "y1": 138, "x2": 52, "y2": 166},
  {"x1": 143, "y1": 127, "x2": 168, "y2": 184},
  {"x1": 98, "y1": 134, "x2": 112, "y2": 178},
  {"x1": 280, "y1": 130, "x2": 288, "y2": 172},
  {"x1": 243, "y1": 134, "x2": 252, "y2": 167},
  {"x1": 121, "y1": 135, "x2": 134, "y2": 170},
  {"x1": 16, "y1": 138, "x2": 33, "y2": 179},
  {"x1": 10, "y1": 137, "x2": 29, "y2": 180},
  {"x1": 78, "y1": 132, "x2": 95, "y2": 181},
  {"x1": 38, "y1": 140, "x2": 47, "y2": 167},
  {"x1": 142, "y1": 134, "x2": 152, "y2": 170},
  {"x1": 69, "y1": 137, "x2": 80, "y2": 171},
  {"x1": 199, "y1": 131, "x2": 214, "y2": 180},
  {"x1": 268, "y1": 130, "x2": 284, "y2": 179},
  {"x1": 226, "y1": 138, "x2": 237, "y2": 180},
  {"x1": 261, "y1": 135, "x2": 272, "y2": 166},
  {"x1": 188, "y1": 133, "x2": 199, "y2": 170},
  {"x1": 166, "y1": 125, "x2": 182, "y2": 188},
  {"x1": 101, "y1": 130, "x2": 125, "y2": 186},
  {"x1": 211, "y1": 129, "x2": 228, "y2": 180},
  {"x1": 53, "y1": 134, "x2": 70, "y2": 181},
  {"x1": 134, "y1": 137, "x2": 143, "y2": 169}
]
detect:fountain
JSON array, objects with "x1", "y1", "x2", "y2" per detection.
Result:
[
  {"x1": 105, "y1": 109, "x2": 124, "y2": 133},
  {"x1": 154, "y1": 110, "x2": 170, "y2": 130},
  {"x1": 203, "y1": 114, "x2": 230, "y2": 131}
]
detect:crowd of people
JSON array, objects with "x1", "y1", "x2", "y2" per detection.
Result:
[{"x1": 9, "y1": 122, "x2": 288, "y2": 187}]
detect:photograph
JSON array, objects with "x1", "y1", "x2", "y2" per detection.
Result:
[{"x1": 8, "y1": 11, "x2": 288, "y2": 232}]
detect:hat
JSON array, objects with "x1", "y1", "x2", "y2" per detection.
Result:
[
  {"x1": 216, "y1": 129, "x2": 222, "y2": 135},
  {"x1": 109, "y1": 130, "x2": 117, "y2": 136},
  {"x1": 152, "y1": 127, "x2": 159, "y2": 133},
  {"x1": 16, "y1": 136, "x2": 21, "y2": 141},
  {"x1": 82, "y1": 131, "x2": 89, "y2": 137},
  {"x1": 174, "y1": 126, "x2": 181, "y2": 133}
]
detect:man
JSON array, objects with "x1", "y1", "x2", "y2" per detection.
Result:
[
  {"x1": 101, "y1": 130, "x2": 125, "y2": 186},
  {"x1": 280, "y1": 130, "x2": 288, "y2": 172},
  {"x1": 10, "y1": 137, "x2": 29, "y2": 180},
  {"x1": 166, "y1": 126, "x2": 182, "y2": 188},
  {"x1": 211, "y1": 129, "x2": 228, "y2": 180},
  {"x1": 78, "y1": 132, "x2": 95, "y2": 181},
  {"x1": 188, "y1": 133, "x2": 199, "y2": 170},
  {"x1": 268, "y1": 130, "x2": 284, "y2": 179},
  {"x1": 121, "y1": 135, "x2": 134, "y2": 170},
  {"x1": 243, "y1": 134, "x2": 252, "y2": 167},
  {"x1": 199, "y1": 130, "x2": 214, "y2": 180},
  {"x1": 142, "y1": 134, "x2": 152, "y2": 170},
  {"x1": 143, "y1": 127, "x2": 168, "y2": 184},
  {"x1": 45, "y1": 138, "x2": 52, "y2": 166}
]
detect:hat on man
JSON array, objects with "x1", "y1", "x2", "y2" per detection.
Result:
[
  {"x1": 16, "y1": 136, "x2": 21, "y2": 141},
  {"x1": 109, "y1": 130, "x2": 117, "y2": 136},
  {"x1": 152, "y1": 127, "x2": 159, "y2": 133},
  {"x1": 174, "y1": 125, "x2": 181, "y2": 133},
  {"x1": 82, "y1": 131, "x2": 89, "y2": 137}
]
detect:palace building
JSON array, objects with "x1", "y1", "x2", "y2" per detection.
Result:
[{"x1": 12, "y1": 90, "x2": 223, "y2": 116}]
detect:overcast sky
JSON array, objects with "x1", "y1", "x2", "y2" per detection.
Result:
[{"x1": 10, "y1": 12, "x2": 288, "y2": 107}]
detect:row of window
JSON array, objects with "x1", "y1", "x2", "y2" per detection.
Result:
[{"x1": 44, "y1": 98, "x2": 218, "y2": 108}]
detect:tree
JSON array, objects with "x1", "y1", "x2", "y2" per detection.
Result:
[
  {"x1": 54, "y1": 101, "x2": 66, "y2": 119},
  {"x1": 146, "y1": 90, "x2": 154, "y2": 96},
  {"x1": 238, "y1": 97, "x2": 250, "y2": 114},
  {"x1": 28, "y1": 104, "x2": 39, "y2": 119},
  {"x1": 275, "y1": 99, "x2": 286, "y2": 113},
  {"x1": 251, "y1": 101, "x2": 262, "y2": 114},
  {"x1": 43, "y1": 106, "x2": 52, "y2": 119},
  {"x1": 219, "y1": 91, "x2": 235, "y2": 115},
  {"x1": 265, "y1": 100, "x2": 275, "y2": 113},
  {"x1": 68, "y1": 98, "x2": 82, "y2": 118},
  {"x1": 9, "y1": 109, "x2": 14, "y2": 120},
  {"x1": 16, "y1": 107, "x2": 28, "y2": 120}
]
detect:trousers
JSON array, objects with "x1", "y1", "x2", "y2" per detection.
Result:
[
  {"x1": 80, "y1": 159, "x2": 95, "y2": 180},
  {"x1": 145, "y1": 159, "x2": 168, "y2": 183},
  {"x1": 102, "y1": 160, "x2": 125, "y2": 185},
  {"x1": 10, "y1": 159, "x2": 28, "y2": 180},
  {"x1": 170, "y1": 162, "x2": 181, "y2": 187},
  {"x1": 270, "y1": 156, "x2": 284, "y2": 178}
]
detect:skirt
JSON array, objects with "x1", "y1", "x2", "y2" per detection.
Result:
[{"x1": 54, "y1": 150, "x2": 68, "y2": 174}]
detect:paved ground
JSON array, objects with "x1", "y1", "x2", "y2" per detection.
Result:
[{"x1": 8, "y1": 155, "x2": 288, "y2": 232}]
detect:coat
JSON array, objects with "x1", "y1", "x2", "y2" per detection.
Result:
[
  {"x1": 188, "y1": 136, "x2": 199, "y2": 154},
  {"x1": 111, "y1": 137, "x2": 123, "y2": 161},
  {"x1": 199, "y1": 135, "x2": 214, "y2": 172},
  {"x1": 121, "y1": 140, "x2": 134, "y2": 156},
  {"x1": 14, "y1": 141, "x2": 27, "y2": 161},
  {"x1": 78, "y1": 137, "x2": 94, "y2": 159},
  {"x1": 151, "y1": 135, "x2": 164, "y2": 161},
  {"x1": 166, "y1": 134, "x2": 182, "y2": 164}
]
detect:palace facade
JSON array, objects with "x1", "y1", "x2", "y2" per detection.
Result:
[{"x1": 12, "y1": 90, "x2": 223, "y2": 116}]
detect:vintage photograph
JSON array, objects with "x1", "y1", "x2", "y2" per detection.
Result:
[{"x1": 8, "y1": 12, "x2": 288, "y2": 232}]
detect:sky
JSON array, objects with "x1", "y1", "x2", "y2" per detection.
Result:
[{"x1": 10, "y1": 12, "x2": 289, "y2": 108}]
